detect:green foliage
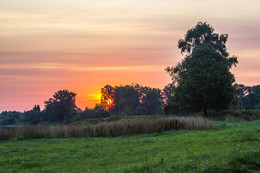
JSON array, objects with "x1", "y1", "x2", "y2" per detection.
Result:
[
  {"x1": 166, "y1": 22, "x2": 238, "y2": 116},
  {"x1": 172, "y1": 45, "x2": 236, "y2": 115},
  {"x1": 44, "y1": 90, "x2": 77, "y2": 122},
  {"x1": 164, "y1": 97, "x2": 182, "y2": 115},
  {"x1": 205, "y1": 109, "x2": 260, "y2": 121},
  {"x1": 0, "y1": 121, "x2": 259, "y2": 172}
]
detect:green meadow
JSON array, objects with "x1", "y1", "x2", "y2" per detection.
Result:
[{"x1": 0, "y1": 121, "x2": 259, "y2": 173}]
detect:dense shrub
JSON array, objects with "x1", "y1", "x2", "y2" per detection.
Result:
[
  {"x1": 81, "y1": 109, "x2": 111, "y2": 119},
  {"x1": 23, "y1": 110, "x2": 41, "y2": 125},
  {"x1": 206, "y1": 109, "x2": 260, "y2": 121},
  {"x1": 0, "y1": 117, "x2": 16, "y2": 125}
]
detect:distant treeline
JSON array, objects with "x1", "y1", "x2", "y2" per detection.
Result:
[
  {"x1": 0, "y1": 83, "x2": 167, "y2": 125},
  {"x1": 234, "y1": 84, "x2": 260, "y2": 110},
  {"x1": 0, "y1": 83, "x2": 259, "y2": 125}
]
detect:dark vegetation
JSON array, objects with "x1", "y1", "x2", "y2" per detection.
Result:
[
  {"x1": 100, "y1": 84, "x2": 163, "y2": 115},
  {"x1": 0, "y1": 83, "x2": 259, "y2": 126},
  {"x1": 234, "y1": 84, "x2": 260, "y2": 109},
  {"x1": 165, "y1": 22, "x2": 237, "y2": 116}
]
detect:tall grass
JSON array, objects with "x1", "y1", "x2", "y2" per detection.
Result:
[{"x1": 0, "y1": 116, "x2": 214, "y2": 140}]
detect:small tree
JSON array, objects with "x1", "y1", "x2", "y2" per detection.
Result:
[
  {"x1": 44, "y1": 90, "x2": 77, "y2": 122},
  {"x1": 101, "y1": 85, "x2": 115, "y2": 111}
]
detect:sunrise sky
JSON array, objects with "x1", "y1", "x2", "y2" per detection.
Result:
[{"x1": 0, "y1": 0, "x2": 260, "y2": 111}]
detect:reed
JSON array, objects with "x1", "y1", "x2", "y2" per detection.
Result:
[{"x1": 0, "y1": 116, "x2": 214, "y2": 140}]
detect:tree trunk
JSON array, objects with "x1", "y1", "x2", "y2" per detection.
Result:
[{"x1": 203, "y1": 106, "x2": 207, "y2": 116}]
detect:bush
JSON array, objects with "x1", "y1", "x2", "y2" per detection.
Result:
[
  {"x1": 81, "y1": 109, "x2": 111, "y2": 119},
  {"x1": 234, "y1": 110, "x2": 241, "y2": 117},
  {"x1": 23, "y1": 110, "x2": 41, "y2": 125},
  {"x1": 0, "y1": 117, "x2": 15, "y2": 125},
  {"x1": 206, "y1": 109, "x2": 260, "y2": 121}
]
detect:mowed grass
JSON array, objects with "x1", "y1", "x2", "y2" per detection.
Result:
[{"x1": 0, "y1": 121, "x2": 259, "y2": 173}]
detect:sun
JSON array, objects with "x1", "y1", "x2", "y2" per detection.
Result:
[{"x1": 107, "y1": 99, "x2": 113, "y2": 106}]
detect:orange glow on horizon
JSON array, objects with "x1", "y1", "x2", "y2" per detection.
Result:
[{"x1": 0, "y1": 0, "x2": 260, "y2": 111}]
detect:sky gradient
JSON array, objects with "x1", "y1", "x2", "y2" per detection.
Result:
[{"x1": 1, "y1": 0, "x2": 260, "y2": 111}]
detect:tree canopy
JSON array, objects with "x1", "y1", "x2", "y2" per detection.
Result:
[
  {"x1": 166, "y1": 22, "x2": 238, "y2": 115},
  {"x1": 234, "y1": 84, "x2": 260, "y2": 110},
  {"x1": 100, "y1": 84, "x2": 163, "y2": 115},
  {"x1": 178, "y1": 22, "x2": 238, "y2": 67},
  {"x1": 175, "y1": 45, "x2": 235, "y2": 115},
  {"x1": 44, "y1": 90, "x2": 77, "y2": 122}
]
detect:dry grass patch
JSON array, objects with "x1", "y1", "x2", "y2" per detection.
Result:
[{"x1": 0, "y1": 116, "x2": 214, "y2": 140}]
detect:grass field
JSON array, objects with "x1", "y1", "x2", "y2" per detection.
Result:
[{"x1": 0, "y1": 121, "x2": 259, "y2": 172}]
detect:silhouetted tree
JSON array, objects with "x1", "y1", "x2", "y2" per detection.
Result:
[
  {"x1": 113, "y1": 84, "x2": 141, "y2": 115},
  {"x1": 168, "y1": 45, "x2": 236, "y2": 115},
  {"x1": 101, "y1": 85, "x2": 115, "y2": 111},
  {"x1": 100, "y1": 84, "x2": 164, "y2": 115},
  {"x1": 23, "y1": 105, "x2": 41, "y2": 125},
  {"x1": 246, "y1": 85, "x2": 260, "y2": 109},
  {"x1": 139, "y1": 87, "x2": 163, "y2": 115},
  {"x1": 178, "y1": 22, "x2": 238, "y2": 67},
  {"x1": 0, "y1": 117, "x2": 16, "y2": 125},
  {"x1": 162, "y1": 83, "x2": 175, "y2": 104},
  {"x1": 0, "y1": 111, "x2": 21, "y2": 125},
  {"x1": 81, "y1": 105, "x2": 110, "y2": 119},
  {"x1": 44, "y1": 90, "x2": 77, "y2": 122},
  {"x1": 33, "y1": 105, "x2": 41, "y2": 112}
]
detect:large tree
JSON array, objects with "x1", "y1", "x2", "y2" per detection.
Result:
[
  {"x1": 166, "y1": 22, "x2": 238, "y2": 115},
  {"x1": 44, "y1": 90, "x2": 77, "y2": 122},
  {"x1": 178, "y1": 22, "x2": 237, "y2": 67}
]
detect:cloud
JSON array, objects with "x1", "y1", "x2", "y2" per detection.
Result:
[
  {"x1": 0, "y1": 63, "x2": 165, "y2": 72},
  {"x1": 0, "y1": 0, "x2": 260, "y2": 111}
]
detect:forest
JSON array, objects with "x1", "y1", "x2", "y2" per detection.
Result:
[{"x1": 0, "y1": 82, "x2": 260, "y2": 126}]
